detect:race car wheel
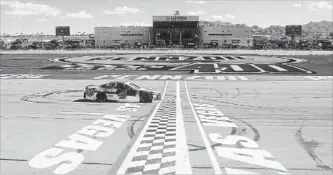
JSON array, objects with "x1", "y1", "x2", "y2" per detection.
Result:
[
  {"x1": 140, "y1": 91, "x2": 153, "y2": 103},
  {"x1": 96, "y1": 92, "x2": 107, "y2": 102}
]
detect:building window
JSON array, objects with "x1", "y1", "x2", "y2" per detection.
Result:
[
  {"x1": 208, "y1": 34, "x2": 232, "y2": 36},
  {"x1": 121, "y1": 34, "x2": 144, "y2": 36}
]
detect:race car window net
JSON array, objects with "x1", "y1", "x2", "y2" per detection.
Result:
[
  {"x1": 116, "y1": 83, "x2": 124, "y2": 89},
  {"x1": 129, "y1": 83, "x2": 140, "y2": 89}
]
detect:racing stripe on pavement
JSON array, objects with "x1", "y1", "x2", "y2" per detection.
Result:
[{"x1": 116, "y1": 81, "x2": 191, "y2": 174}]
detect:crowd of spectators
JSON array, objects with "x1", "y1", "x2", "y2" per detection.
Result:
[
  {"x1": 1, "y1": 36, "x2": 332, "y2": 51},
  {"x1": 251, "y1": 38, "x2": 333, "y2": 50}
]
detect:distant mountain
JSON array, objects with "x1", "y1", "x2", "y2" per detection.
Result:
[
  {"x1": 302, "y1": 20, "x2": 333, "y2": 34},
  {"x1": 199, "y1": 20, "x2": 333, "y2": 35}
]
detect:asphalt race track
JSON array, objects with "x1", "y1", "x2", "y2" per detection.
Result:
[{"x1": 0, "y1": 52, "x2": 332, "y2": 175}]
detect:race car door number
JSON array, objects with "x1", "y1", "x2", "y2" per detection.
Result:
[{"x1": 106, "y1": 89, "x2": 118, "y2": 93}]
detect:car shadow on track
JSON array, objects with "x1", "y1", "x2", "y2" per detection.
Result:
[
  {"x1": 73, "y1": 99, "x2": 156, "y2": 103},
  {"x1": 73, "y1": 99, "x2": 121, "y2": 103}
]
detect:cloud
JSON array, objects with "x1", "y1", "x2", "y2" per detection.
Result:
[
  {"x1": 292, "y1": 4, "x2": 302, "y2": 8},
  {"x1": 104, "y1": 6, "x2": 139, "y2": 15},
  {"x1": 188, "y1": 10, "x2": 205, "y2": 15},
  {"x1": 308, "y1": 1, "x2": 332, "y2": 11},
  {"x1": 209, "y1": 14, "x2": 235, "y2": 21},
  {"x1": 225, "y1": 14, "x2": 235, "y2": 19},
  {"x1": 118, "y1": 21, "x2": 150, "y2": 26},
  {"x1": 0, "y1": 1, "x2": 61, "y2": 16},
  {"x1": 210, "y1": 15, "x2": 224, "y2": 21},
  {"x1": 67, "y1": 10, "x2": 93, "y2": 19},
  {"x1": 37, "y1": 18, "x2": 47, "y2": 23},
  {"x1": 185, "y1": 1, "x2": 207, "y2": 4}
]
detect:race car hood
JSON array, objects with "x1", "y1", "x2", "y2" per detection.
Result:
[
  {"x1": 139, "y1": 88, "x2": 158, "y2": 93},
  {"x1": 140, "y1": 88, "x2": 162, "y2": 101}
]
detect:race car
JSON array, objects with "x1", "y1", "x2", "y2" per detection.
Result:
[{"x1": 83, "y1": 81, "x2": 161, "y2": 103}]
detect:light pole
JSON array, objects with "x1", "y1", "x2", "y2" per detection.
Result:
[
  {"x1": 179, "y1": 29, "x2": 182, "y2": 46},
  {"x1": 127, "y1": 31, "x2": 131, "y2": 48},
  {"x1": 170, "y1": 31, "x2": 172, "y2": 47},
  {"x1": 82, "y1": 32, "x2": 86, "y2": 48},
  {"x1": 221, "y1": 30, "x2": 224, "y2": 49},
  {"x1": 245, "y1": 30, "x2": 250, "y2": 47},
  {"x1": 104, "y1": 32, "x2": 106, "y2": 48},
  {"x1": 169, "y1": 29, "x2": 172, "y2": 46},
  {"x1": 156, "y1": 32, "x2": 160, "y2": 47},
  {"x1": 148, "y1": 31, "x2": 150, "y2": 48},
  {"x1": 222, "y1": 31, "x2": 226, "y2": 48}
]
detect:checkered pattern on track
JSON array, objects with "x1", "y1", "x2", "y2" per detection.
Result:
[{"x1": 125, "y1": 94, "x2": 177, "y2": 174}]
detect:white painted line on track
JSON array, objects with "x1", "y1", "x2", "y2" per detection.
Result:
[
  {"x1": 115, "y1": 75, "x2": 135, "y2": 80},
  {"x1": 194, "y1": 69, "x2": 221, "y2": 74},
  {"x1": 175, "y1": 81, "x2": 192, "y2": 174},
  {"x1": 238, "y1": 76, "x2": 249, "y2": 81},
  {"x1": 220, "y1": 56, "x2": 227, "y2": 60},
  {"x1": 230, "y1": 65, "x2": 244, "y2": 71},
  {"x1": 227, "y1": 76, "x2": 237, "y2": 80},
  {"x1": 92, "y1": 75, "x2": 109, "y2": 80},
  {"x1": 116, "y1": 81, "x2": 169, "y2": 174},
  {"x1": 0, "y1": 74, "x2": 49, "y2": 79},
  {"x1": 288, "y1": 65, "x2": 313, "y2": 74},
  {"x1": 150, "y1": 65, "x2": 165, "y2": 69},
  {"x1": 269, "y1": 65, "x2": 287, "y2": 72},
  {"x1": 60, "y1": 112, "x2": 104, "y2": 116},
  {"x1": 225, "y1": 168, "x2": 256, "y2": 174},
  {"x1": 169, "y1": 63, "x2": 198, "y2": 71},
  {"x1": 304, "y1": 76, "x2": 333, "y2": 80},
  {"x1": 250, "y1": 64, "x2": 266, "y2": 73},
  {"x1": 184, "y1": 81, "x2": 222, "y2": 174}
]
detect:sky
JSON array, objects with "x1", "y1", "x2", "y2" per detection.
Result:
[{"x1": 0, "y1": 0, "x2": 332, "y2": 35}]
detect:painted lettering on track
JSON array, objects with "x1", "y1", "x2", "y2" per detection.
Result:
[
  {"x1": 93, "y1": 75, "x2": 250, "y2": 81},
  {"x1": 193, "y1": 104, "x2": 237, "y2": 128},
  {"x1": 186, "y1": 87, "x2": 289, "y2": 174},
  {"x1": 29, "y1": 114, "x2": 130, "y2": 175},
  {"x1": 116, "y1": 103, "x2": 140, "y2": 112}
]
